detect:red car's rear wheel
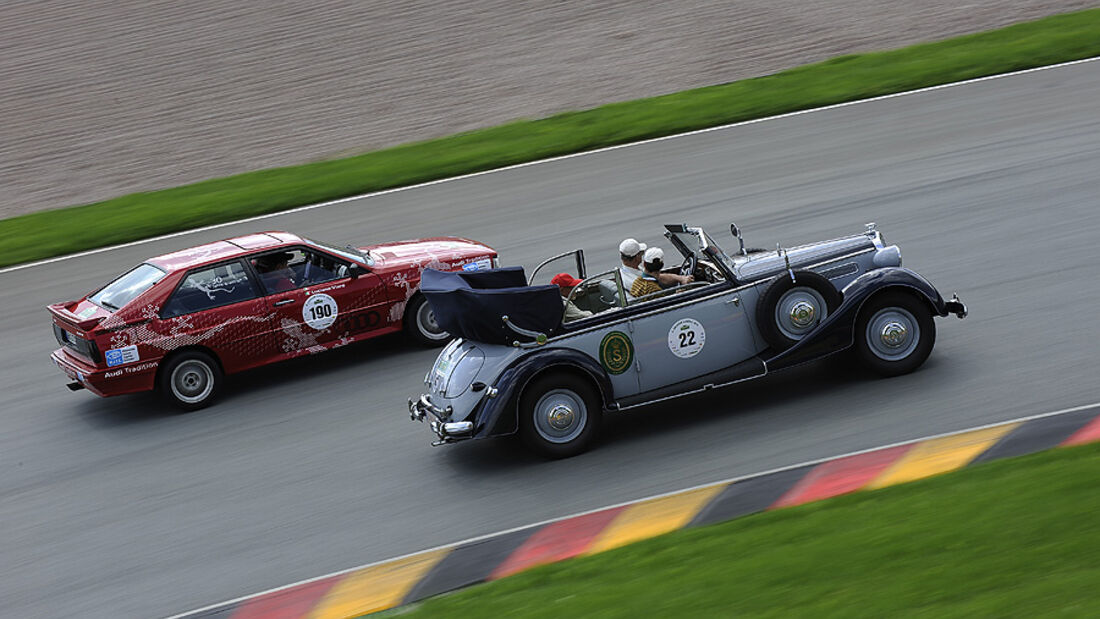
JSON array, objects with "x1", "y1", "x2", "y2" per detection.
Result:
[
  {"x1": 158, "y1": 350, "x2": 222, "y2": 411},
  {"x1": 405, "y1": 294, "x2": 451, "y2": 347}
]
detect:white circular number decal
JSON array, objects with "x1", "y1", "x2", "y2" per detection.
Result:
[
  {"x1": 668, "y1": 318, "x2": 706, "y2": 358},
  {"x1": 303, "y1": 294, "x2": 338, "y2": 330}
]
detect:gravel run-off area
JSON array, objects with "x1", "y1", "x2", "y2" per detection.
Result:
[{"x1": 0, "y1": 0, "x2": 1093, "y2": 218}]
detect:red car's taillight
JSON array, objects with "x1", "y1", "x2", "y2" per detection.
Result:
[{"x1": 53, "y1": 324, "x2": 101, "y2": 362}]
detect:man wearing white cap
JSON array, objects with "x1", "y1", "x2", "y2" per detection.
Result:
[
  {"x1": 630, "y1": 247, "x2": 693, "y2": 298},
  {"x1": 619, "y1": 238, "x2": 693, "y2": 297},
  {"x1": 618, "y1": 238, "x2": 647, "y2": 290}
]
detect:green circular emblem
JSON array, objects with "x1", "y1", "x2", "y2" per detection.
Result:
[{"x1": 600, "y1": 331, "x2": 634, "y2": 375}]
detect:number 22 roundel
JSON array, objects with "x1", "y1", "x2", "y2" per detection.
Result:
[
  {"x1": 667, "y1": 318, "x2": 705, "y2": 358},
  {"x1": 303, "y1": 293, "x2": 338, "y2": 330}
]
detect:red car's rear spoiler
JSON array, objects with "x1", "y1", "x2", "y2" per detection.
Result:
[{"x1": 47, "y1": 302, "x2": 105, "y2": 332}]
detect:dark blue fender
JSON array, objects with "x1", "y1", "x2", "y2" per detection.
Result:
[
  {"x1": 766, "y1": 267, "x2": 949, "y2": 371},
  {"x1": 473, "y1": 348, "x2": 614, "y2": 439}
]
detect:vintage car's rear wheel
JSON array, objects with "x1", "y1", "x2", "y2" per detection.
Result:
[
  {"x1": 757, "y1": 271, "x2": 841, "y2": 349},
  {"x1": 158, "y1": 350, "x2": 223, "y2": 411},
  {"x1": 855, "y1": 291, "x2": 936, "y2": 376},
  {"x1": 519, "y1": 373, "x2": 601, "y2": 459},
  {"x1": 405, "y1": 294, "x2": 451, "y2": 347}
]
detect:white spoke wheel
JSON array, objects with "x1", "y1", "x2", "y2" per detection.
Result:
[
  {"x1": 855, "y1": 291, "x2": 936, "y2": 376},
  {"x1": 519, "y1": 373, "x2": 601, "y2": 459},
  {"x1": 158, "y1": 351, "x2": 222, "y2": 411},
  {"x1": 757, "y1": 271, "x2": 841, "y2": 350},
  {"x1": 406, "y1": 294, "x2": 451, "y2": 346}
]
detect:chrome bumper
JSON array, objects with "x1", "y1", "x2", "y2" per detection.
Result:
[
  {"x1": 409, "y1": 393, "x2": 451, "y2": 422},
  {"x1": 409, "y1": 394, "x2": 474, "y2": 446},
  {"x1": 944, "y1": 293, "x2": 968, "y2": 319}
]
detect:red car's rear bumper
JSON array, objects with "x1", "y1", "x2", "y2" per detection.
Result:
[{"x1": 51, "y1": 348, "x2": 157, "y2": 398}]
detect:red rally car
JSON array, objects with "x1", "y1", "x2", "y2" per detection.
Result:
[{"x1": 49, "y1": 231, "x2": 498, "y2": 410}]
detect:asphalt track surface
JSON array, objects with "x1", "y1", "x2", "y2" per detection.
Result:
[{"x1": 3, "y1": 60, "x2": 1099, "y2": 618}]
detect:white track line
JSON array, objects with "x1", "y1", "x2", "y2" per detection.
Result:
[
  {"x1": 168, "y1": 399, "x2": 1100, "y2": 619},
  {"x1": 7, "y1": 55, "x2": 1100, "y2": 277}
]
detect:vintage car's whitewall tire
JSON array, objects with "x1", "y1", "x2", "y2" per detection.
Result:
[
  {"x1": 757, "y1": 271, "x2": 841, "y2": 350},
  {"x1": 519, "y1": 373, "x2": 601, "y2": 459},
  {"x1": 855, "y1": 291, "x2": 936, "y2": 376},
  {"x1": 158, "y1": 350, "x2": 223, "y2": 411},
  {"x1": 405, "y1": 294, "x2": 451, "y2": 347}
]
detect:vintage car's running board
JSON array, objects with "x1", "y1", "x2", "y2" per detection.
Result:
[{"x1": 616, "y1": 357, "x2": 767, "y2": 410}]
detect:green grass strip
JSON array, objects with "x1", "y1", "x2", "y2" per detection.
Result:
[
  {"x1": 4, "y1": 9, "x2": 1100, "y2": 268},
  {"x1": 381, "y1": 442, "x2": 1100, "y2": 618}
]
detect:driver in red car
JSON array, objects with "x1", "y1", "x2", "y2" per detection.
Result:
[{"x1": 252, "y1": 252, "x2": 296, "y2": 292}]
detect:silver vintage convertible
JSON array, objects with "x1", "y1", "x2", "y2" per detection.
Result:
[{"x1": 409, "y1": 223, "x2": 966, "y2": 458}]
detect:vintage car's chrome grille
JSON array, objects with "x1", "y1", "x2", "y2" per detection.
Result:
[{"x1": 53, "y1": 324, "x2": 99, "y2": 362}]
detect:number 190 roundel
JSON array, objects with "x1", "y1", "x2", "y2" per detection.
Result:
[
  {"x1": 303, "y1": 293, "x2": 338, "y2": 330},
  {"x1": 47, "y1": 231, "x2": 498, "y2": 410}
]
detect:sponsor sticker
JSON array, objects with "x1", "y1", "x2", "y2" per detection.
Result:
[
  {"x1": 600, "y1": 331, "x2": 634, "y2": 375},
  {"x1": 667, "y1": 318, "x2": 706, "y2": 359},
  {"x1": 105, "y1": 345, "x2": 140, "y2": 367},
  {"x1": 462, "y1": 257, "x2": 493, "y2": 272},
  {"x1": 303, "y1": 294, "x2": 338, "y2": 330},
  {"x1": 311, "y1": 283, "x2": 346, "y2": 295},
  {"x1": 77, "y1": 306, "x2": 97, "y2": 319},
  {"x1": 105, "y1": 361, "x2": 157, "y2": 377}
]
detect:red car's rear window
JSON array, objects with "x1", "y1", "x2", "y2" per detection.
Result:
[{"x1": 88, "y1": 263, "x2": 166, "y2": 311}]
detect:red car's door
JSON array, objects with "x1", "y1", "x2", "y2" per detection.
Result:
[
  {"x1": 157, "y1": 259, "x2": 277, "y2": 373},
  {"x1": 250, "y1": 246, "x2": 391, "y2": 358}
]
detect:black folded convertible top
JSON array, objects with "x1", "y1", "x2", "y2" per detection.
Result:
[{"x1": 421, "y1": 267, "x2": 564, "y2": 345}]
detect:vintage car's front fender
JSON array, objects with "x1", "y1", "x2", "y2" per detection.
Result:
[
  {"x1": 766, "y1": 267, "x2": 950, "y2": 370},
  {"x1": 474, "y1": 347, "x2": 614, "y2": 439}
]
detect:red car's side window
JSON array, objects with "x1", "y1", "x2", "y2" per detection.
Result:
[
  {"x1": 162, "y1": 261, "x2": 258, "y2": 318},
  {"x1": 251, "y1": 248, "x2": 349, "y2": 295}
]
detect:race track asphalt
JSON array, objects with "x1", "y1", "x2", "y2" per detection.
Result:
[{"x1": 1, "y1": 60, "x2": 1098, "y2": 618}]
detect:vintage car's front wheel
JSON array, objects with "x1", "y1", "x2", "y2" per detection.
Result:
[
  {"x1": 757, "y1": 271, "x2": 841, "y2": 349},
  {"x1": 405, "y1": 294, "x2": 451, "y2": 347},
  {"x1": 158, "y1": 350, "x2": 223, "y2": 411},
  {"x1": 855, "y1": 291, "x2": 936, "y2": 376},
  {"x1": 519, "y1": 373, "x2": 601, "y2": 459}
]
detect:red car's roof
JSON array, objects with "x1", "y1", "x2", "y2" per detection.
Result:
[{"x1": 147, "y1": 231, "x2": 304, "y2": 271}]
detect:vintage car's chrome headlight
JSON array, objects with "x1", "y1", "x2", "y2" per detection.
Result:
[{"x1": 872, "y1": 245, "x2": 902, "y2": 268}]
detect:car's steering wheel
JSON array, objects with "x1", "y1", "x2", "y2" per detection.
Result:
[{"x1": 679, "y1": 255, "x2": 697, "y2": 278}]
